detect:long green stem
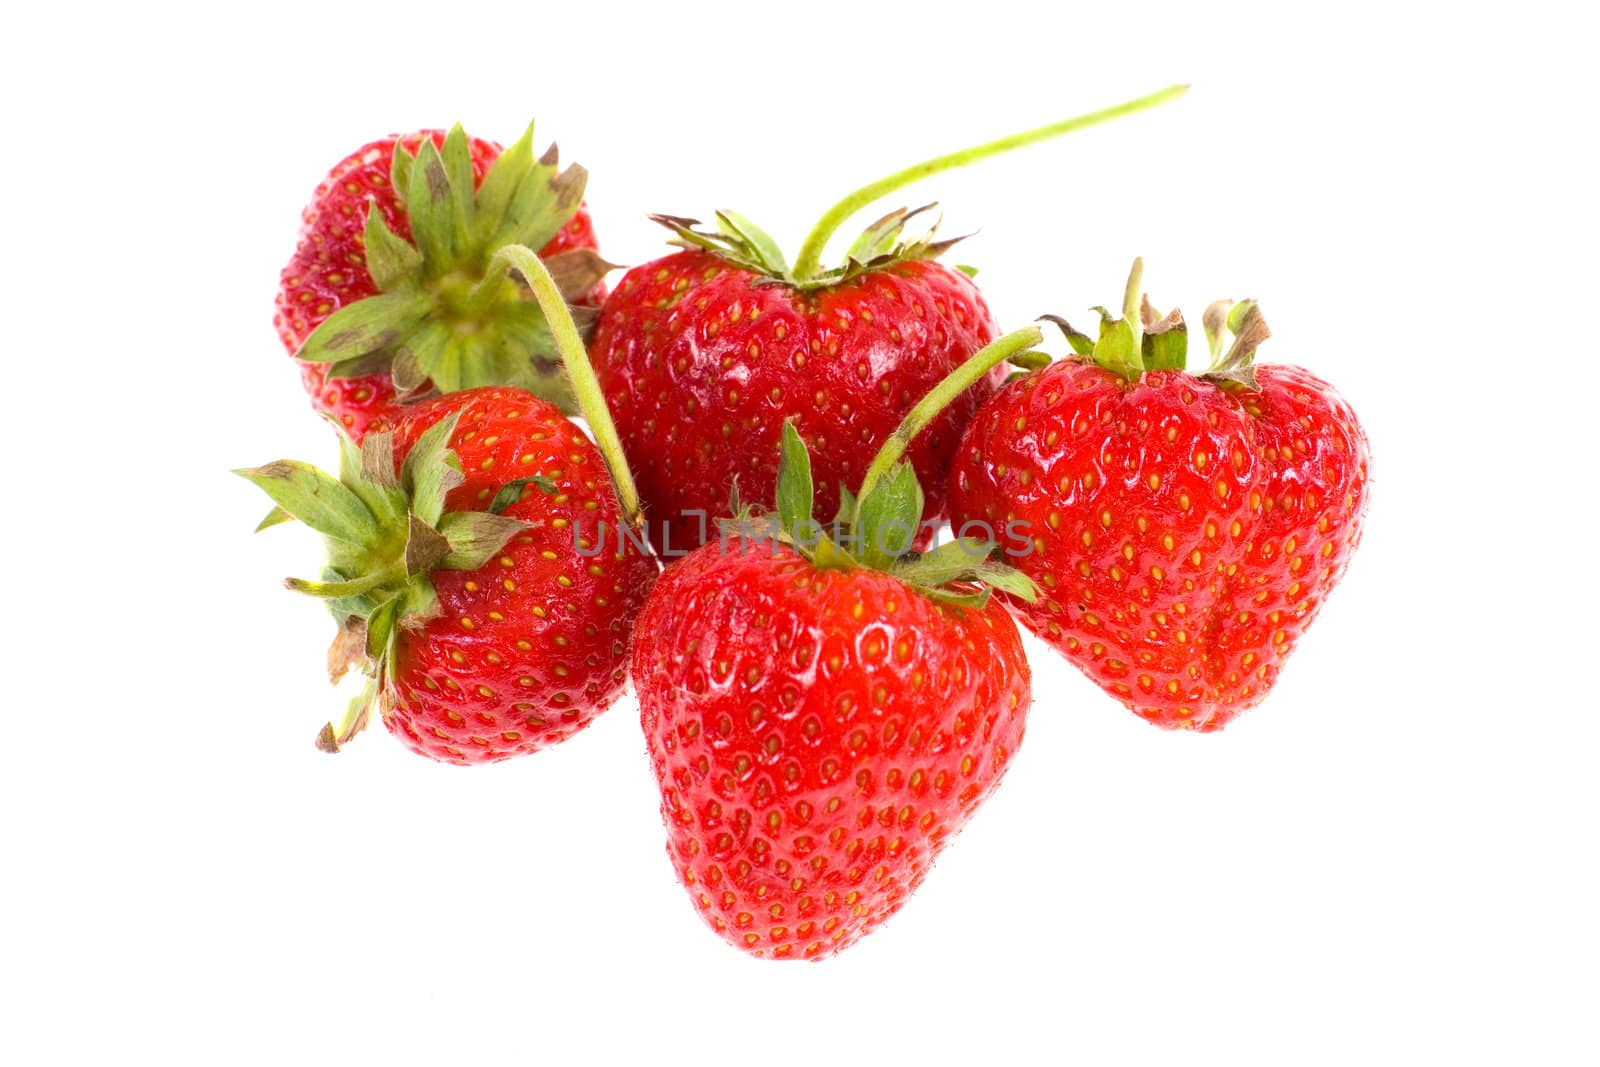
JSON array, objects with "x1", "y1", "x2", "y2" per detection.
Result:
[
  {"x1": 852, "y1": 325, "x2": 1043, "y2": 528},
  {"x1": 477, "y1": 245, "x2": 642, "y2": 529},
  {"x1": 790, "y1": 84, "x2": 1189, "y2": 280}
]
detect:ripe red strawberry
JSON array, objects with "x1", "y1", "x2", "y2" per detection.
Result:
[
  {"x1": 591, "y1": 86, "x2": 1188, "y2": 555},
  {"x1": 948, "y1": 262, "x2": 1371, "y2": 731},
  {"x1": 274, "y1": 123, "x2": 610, "y2": 439},
  {"x1": 243, "y1": 260, "x2": 655, "y2": 762},
  {"x1": 633, "y1": 328, "x2": 1044, "y2": 958},
  {"x1": 594, "y1": 243, "x2": 997, "y2": 554}
]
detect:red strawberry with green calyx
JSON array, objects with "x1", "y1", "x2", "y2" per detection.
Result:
[
  {"x1": 243, "y1": 254, "x2": 655, "y2": 763},
  {"x1": 274, "y1": 123, "x2": 610, "y2": 439},
  {"x1": 948, "y1": 260, "x2": 1371, "y2": 731},
  {"x1": 591, "y1": 85, "x2": 1188, "y2": 556},
  {"x1": 631, "y1": 327, "x2": 1044, "y2": 959}
]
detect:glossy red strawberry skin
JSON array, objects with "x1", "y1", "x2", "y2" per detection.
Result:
[
  {"x1": 631, "y1": 543, "x2": 1030, "y2": 958},
  {"x1": 591, "y1": 252, "x2": 999, "y2": 555},
  {"x1": 949, "y1": 361, "x2": 1369, "y2": 731},
  {"x1": 273, "y1": 132, "x2": 603, "y2": 439},
  {"x1": 379, "y1": 387, "x2": 657, "y2": 764}
]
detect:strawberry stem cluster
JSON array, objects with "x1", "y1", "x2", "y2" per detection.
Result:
[
  {"x1": 237, "y1": 417, "x2": 530, "y2": 749},
  {"x1": 1046, "y1": 257, "x2": 1273, "y2": 389},
  {"x1": 293, "y1": 123, "x2": 606, "y2": 410},
  {"x1": 735, "y1": 327, "x2": 1047, "y2": 610}
]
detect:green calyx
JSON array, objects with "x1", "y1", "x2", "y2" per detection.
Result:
[
  {"x1": 729, "y1": 327, "x2": 1046, "y2": 609},
  {"x1": 651, "y1": 203, "x2": 964, "y2": 291},
  {"x1": 234, "y1": 415, "x2": 531, "y2": 751},
  {"x1": 651, "y1": 84, "x2": 1188, "y2": 289},
  {"x1": 736, "y1": 422, "x2": 1035, "y2": 609},
  {"x1": 294, "y1": 122, "x2": 610, "y2": 411},
  {"x1": 1044, "y1": 258, "x2": 1272, "y2": 390}
]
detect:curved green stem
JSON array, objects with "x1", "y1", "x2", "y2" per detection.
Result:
[
  {"x1": 852, "y1": 325, "x2": 1043, "y2": 528},
  {"x1": 790, "y1": 84, "x2": 1189, "y2": 281},
  {"x1": 477, "y1": 245, "x2": 642, "y2": 529}
]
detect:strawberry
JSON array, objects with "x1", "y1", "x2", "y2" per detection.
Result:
[
  {"x1": 243, "y1": 258, "x2": 655, "y2": 762},
  {"x1": 594, "y1": 244, "x2": 996, "y2": 555},
  {"x1": 274, "y1": 123, "x2": 611, "y2": 439},
  {"x1": 631, "y1": 329, "x2": 1044, "y2": 958},
  {"x1": 948, "y1": 261, "x2": 1371, "y2": 731},
  {"x1": 591, "y1": 86, "x2": 1188, "y2": 555}
]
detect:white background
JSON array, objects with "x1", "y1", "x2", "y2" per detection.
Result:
[{"x1": 4, "y1": 2, "x2": 1594, "y2": 1064}]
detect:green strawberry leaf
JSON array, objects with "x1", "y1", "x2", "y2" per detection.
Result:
[
  {"x1": 255, "y1": 506, "x2": 294, "y2": 533},
  {"x1": 1226, "y1": 299, "x2": 1259, "y2": 335},
  {"x1": 401, "y1": 413, "x2": 466, "y2": 527},
  {"x1": 833, "y1": 483, "x2": 857, "y2": 526},
  {"x1": 810, "y1": 529, "x2": 855, "y2": 570},
  {"x1": 1204, "y1": 302, "x2": 1269, "y2": 391},
  {"x1": 391, "y1": 321, "x2": 451, "y2": 395},
  {"x1": 1042, "y1": 314, "x2": 1096, "y2": 357},
  {"x1": 494, "y1": 150, "x2": 585, "y2": 253},
  {"x1": 440, "y1": 124, "x2": 477, "y2": 245},
  {"x1": 285, "y1": 566, "x2": 396, "y2": 602},
  {"x1": 1141, "y1": 304, "x2": 1188, "y2": 372},
  {"x1": 358, "y1": 432, "x2": 401, "y2": 489},
  {"x1": 716, "y1": 210, "x2": 789, "y2": 276},
  {"x1": 888, "y1": 534, "x2": 1037, "y2": 604},
  {"x1": 922, "y1": 586, "x2": 992, "y2": 610},
  {"x1": 406, "y1": 138, "x2": 456, "y2": 271},
  {"x1": 437, "y1": 511, "x2": 530, "y2": 570},
  {"x1": 488, "y1": 476, "x2": 558, "y2": 515},
  {"x1": 294, "y1": 291, "x2": 432, "y2": 364},
  {"x1": 648, "y1": 214, "x2": 723, "y2": 254},
  {"x1": 474, "y1": 122, "x2": 536, "y2": 249},
  {"x1": 339, "y1": 432, "x2": 405, "y2": 530},
  {"x1": 390, "y1": 144, "x2": 415, "y2": 205},
  {"x1": 365, "y1": 595, "x2": 402, "y2": 665},
  {"x1": 776, "y1": 420, "x2": 815, "y2": 537},
  {"x1": 1092, "y1": 311, "x2": 1142, "y2": 380},
  {"x1": 462, "y1": 337, "x2": 525, "y2": 394},
  {"x1": 845, "y1": 204, "x2": 935, "y2": 265},
  {"x1": 492, "y1": 301, "x2": 558, "y2": 361},
  {"x1": 396, "y1": 573, "x2": 439, "y2": 625},
  {"x1": 1202, "y1": 300, "x2": 1233, "y2": 363},
  {"x1": 363, "y1": 204, "x2": 422, "y2": 292},
  {"x1": 426, "y1": 342, "x2": 464, "y2": 394},
  {"x1": 891, "y1": 536, "x2": 994, "y2": 587},
  {"x1": 970, "y1": 562, "x2": 1038, "y2": 602},
  {"x1": 445, "y1": 334, "x2": 498, "y2": 392},
  {"x1": 235, "y1": 460, "x2": 378, "y2": 545},
  {"x1": 855, "y1": 461, "x2": 922, "y2": 569},
  {"x1": 649, "y1": 213, "x2": 792, "y2": 279},
  {"x1": 323, "y1": 350, "x2": 396, "y2": 381}
]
